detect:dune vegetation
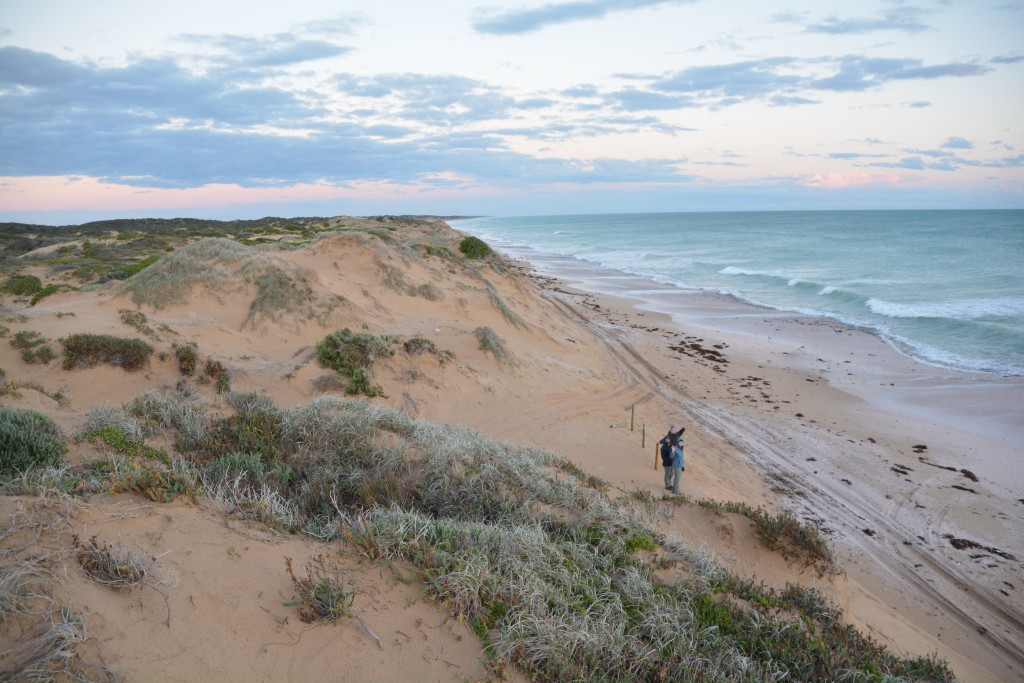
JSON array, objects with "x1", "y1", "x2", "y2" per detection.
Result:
[{"x1": 0, "y1": 215, "x2": 956, "y2": 682}]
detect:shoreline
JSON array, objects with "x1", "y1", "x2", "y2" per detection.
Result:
[{"x1": 501, "y1": 245, "x2": 1024, "y2": 682}]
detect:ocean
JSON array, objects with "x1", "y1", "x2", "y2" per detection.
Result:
[{"x1": 453, "y1": 210, "x2": 1024, "y2": 377}]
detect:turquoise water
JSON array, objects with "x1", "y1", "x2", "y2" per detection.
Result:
[{"x1": 455, "y1": 210, "x2": 1024, "y2": 376}]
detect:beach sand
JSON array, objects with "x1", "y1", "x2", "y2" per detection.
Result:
[{"x1": 1, "y1": 217, "x2": 1021, "y2": 681}]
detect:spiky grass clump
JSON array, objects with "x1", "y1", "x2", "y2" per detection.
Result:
[
  {"x1": 315, "y1": 328, "x2": 393, "y2": 396},
  {"x1": 487, "y1": 285, "x2": 528, "y2": 330},
  {"x1": 61, "y1": 333, "x2": 152, "y2": 371},
  {"x1": 0, "y1": 406, "x2": 67, "y2": 476},
  {"x1": 285, "y1": 555, "x2": 353, "y2": 623},
  {"x1": 474, "y1": 326, "x2": 515, "y2": 367}
]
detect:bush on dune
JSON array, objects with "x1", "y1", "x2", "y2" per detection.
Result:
[
  {"x1": 61, "y1": 333, "x2": 152, "y2": 371},
  {"x1": 0, "y1": 406, "x2": 67, "y2": 475}
]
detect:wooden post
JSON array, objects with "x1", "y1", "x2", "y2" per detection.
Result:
[
  {"x1": 630, "y1": 404, "x2": 635, "y2": 431},
  {"x1": 641, "y1": 423, "x2": 646, "y2": 449}
]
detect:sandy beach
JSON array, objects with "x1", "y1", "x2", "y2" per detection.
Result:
[{"x1": 2, "y1": 216, "x2": 1021, "y2": 682}]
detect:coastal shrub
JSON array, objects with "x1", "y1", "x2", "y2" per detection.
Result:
[
  {"x1": 9, "y1": 330, "x2": 56, "y2": 365},
  {"x1": 202, "y1": 358, "x2": 231, "y2": 393},
  {"x1": 458, "y1": 236, "x2": 491, "y2": 259},
  {"x1": 62, "y1": 333, "x2": 153, "y2": 371},
  {"x1": 29, "y1": 284, "x2": 60, "y2": 306},
  {"x1": 100, "y1": 254, "x2": 161, "y2": 282},
  {"x1": 174, "y1": 342, "x2": 198, "y2": 375},
  {"x1": 2, "y1": 275, "x2": 42, "y2": 296},
  {"x1": 0, "y1": 406, "x2": 68, "y2": 475},
  {"x1": 315, "y1": 328, "x2": 393, "y2": 396}
]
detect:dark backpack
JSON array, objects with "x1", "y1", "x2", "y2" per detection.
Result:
[{"x1": 660, "y1": 436, "x2": 673, "y2": 463}]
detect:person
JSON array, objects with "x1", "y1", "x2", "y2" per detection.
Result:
[
  {"x1": 659, "y1": 425, "x2": 685, "y2": 490},
  {"x1": 670, "y1": 436, "x2": 685, "y2": 495}
]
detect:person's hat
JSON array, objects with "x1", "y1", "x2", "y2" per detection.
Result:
[{"x1": 669, "y1": 425, "x2": 676, "y2": 431}]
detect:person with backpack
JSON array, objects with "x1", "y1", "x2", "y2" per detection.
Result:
[
  {"x1": 659, "y1": 425, "x2": 685, "y2": 490},
  {"x1": 669, "y1": 435, "x2": 685, "y2": 494}
]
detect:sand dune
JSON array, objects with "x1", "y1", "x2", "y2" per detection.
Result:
[{"x1": 2, "y1": 216, "x2": 1020, "y2": 681}]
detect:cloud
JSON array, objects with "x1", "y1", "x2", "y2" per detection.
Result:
[
  {"x1": 607, "y1": 87, "x2": 696, "y2": 111},
  {"x1": 941, "y1": 136, "x2": 973, "y2": 149},
  {"x1": 784, "y1": 6, "x2": 934, "y2": 35},
  {"x1": 334, "y1": 73, "x2": 518, "y2": 125},
  {"x1": 472, "y1": 0, "x2": 692, "y2": 35},
  {"x1": 176, "y1": 33, "x2": 352, "y2": 70},
  {"x1": 810, "y1": 56, "x2": 990, "y2": 92},
  {"x1": 990, "y1": 53, "x2": 1024, "y2": 64},
  {"x1": 0, "y1": 46, "x2": 88, "y2": 85},
  {"x1": 797, "y1": 171, "x2": 902, "y2": 188}
]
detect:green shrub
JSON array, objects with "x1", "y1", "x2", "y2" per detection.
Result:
[
  {"x1": 61, "y1": 333, "x2": 153, "y2": 371},
  {"x1": 315, "y1": 328, "x2": 393, "y2": 396},
  {"x1": 29, "y1": 284, "x2": 60, "y2": 306},
  {"x1": 458, "y1": 236, "x2": 492, "y2": 259},
  {"x1": 2, "y1": 275, "x2": 42, "y2": 296},
  {"x1": 0, "y1": 406, "x2": 67, "y2": 475},
  {"x1": 9, "y1": 330, "x2": 56, "y2": 364}
]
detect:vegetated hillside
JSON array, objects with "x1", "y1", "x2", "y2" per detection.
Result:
[{"x1": 0, "y1": 217, "x2": 954, "y2": 682}]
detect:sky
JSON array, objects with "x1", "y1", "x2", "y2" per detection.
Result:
[{"x1": 0, "y1": 0, "x2": 1022, "y2": 224}]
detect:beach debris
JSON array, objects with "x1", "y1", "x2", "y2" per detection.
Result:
[
  {"x1": 862, "y1": 528, "x2": 876, "y2": 536},
  {"x1": 912, "y1": 444, "x2": 927, "y2": 452},
  {"x1": 959, "y1": 468, "x2": 979, "y2": 482},
  {"x1": 943, "y1": 535, "x2": 1017, "y2": 561}
]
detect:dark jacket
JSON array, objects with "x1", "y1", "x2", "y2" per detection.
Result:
[{"x1": 659, "y1": 427, "x2": 685, "y2": 465}]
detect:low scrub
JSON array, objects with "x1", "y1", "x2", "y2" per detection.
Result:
[
  {"x1": 0, "y1": 406, "x2": 68, "y2": 476},
  {"x1": 9, "y1": 330, "x2": 56, "y2": 364},
  {"x1": 2, "y1": 274, "x2": 42, "y2": 296},
  {"x1": 315, "y1": 328, "x2": 393, "y2": 396},
  {"x1": 61, "y1": 333, "x2": 152, "y2": 371},
  {"x1": 458, "y1": 236, "x2": 492, "y2": 259}
]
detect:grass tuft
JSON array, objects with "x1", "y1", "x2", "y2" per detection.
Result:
[
  {"x1": 474, "y1": 326, "x2": 515, "y2": 367},
  {"x1": 285, "y1": 555, "x2": 353, "y2": 623}
]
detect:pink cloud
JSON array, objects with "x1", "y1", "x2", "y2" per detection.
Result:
[
  {"x1": 797, "y1": 170, "x2": 903, "y2": 189},
  {"x1": 0, "y1": 175, "x2": 504, "y2": 213}
]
